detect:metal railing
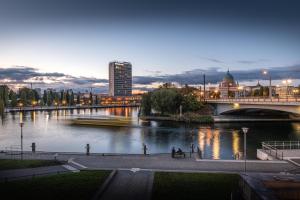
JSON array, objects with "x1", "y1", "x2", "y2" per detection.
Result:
[
  {"x1": 262, "y1": 141, "x2": 300, "y2": 150},
  {"x1": 206, "y1": 97, "x2": 300, "y2": 103},
  {"x1": 261, "y1": 141, "x2": 300, "y2": 160}
]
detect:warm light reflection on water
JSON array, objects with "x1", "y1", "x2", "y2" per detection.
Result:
[
  {"x1": 206, "y1": 128, "x2": 212, "y2": 147},
  {"x1": 212, "y1": 129, "x2": 220, "y2": 159},
  {"x1": 198, "y1": 130, "x2": 205, "y2": 152},
  {"x1": 232, "y1": 130, "x2": 240, "y2": 156},
  {"x1": 0, "y1": 107, "x2": 300, "y2": 159}
]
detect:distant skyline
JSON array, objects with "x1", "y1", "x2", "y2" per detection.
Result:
[{"x1": 0, "y1": 0, "x2": 300, "y2": 90}]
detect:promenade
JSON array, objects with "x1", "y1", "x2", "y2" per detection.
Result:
[{"x1": 1, "y1": 152, "x2": 298, "y2": 174}]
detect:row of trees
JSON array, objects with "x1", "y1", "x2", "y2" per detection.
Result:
[
  {"x1": 141, "y1": 84, "x2": 203, "y2": 116},
  {"x1": 0, "y1": 85, "x2": 98, "y2": 110}
]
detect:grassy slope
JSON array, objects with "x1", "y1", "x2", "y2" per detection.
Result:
[
  {"x1": 0, "y1": 159, "x2": 62, "y2": 170},
  {"x1": 152, "y1": 172, "x2": 240, "y2": 200},
  {"x1": 0, "y1": 170, "x2": 110, "y2": 200}
]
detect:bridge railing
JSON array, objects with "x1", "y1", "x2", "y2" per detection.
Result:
[{"x1": 206, "y1": 97, "x2": 300, "y2": 103}]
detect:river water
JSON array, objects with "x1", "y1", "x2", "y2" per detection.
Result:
[{"x1": 0, "y1": 107, "x2": 299, "y2": 159}]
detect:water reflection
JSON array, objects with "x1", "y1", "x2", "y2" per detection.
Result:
[
  {"x1": 0, "y1": 107, "x2": 299, "y2": 159},
  {"x1": 212, "y1": 130, "x2": 220, "y2": 159},
  {"x1": 232, "y1": 131, "x2": 241, "y2": 157}
]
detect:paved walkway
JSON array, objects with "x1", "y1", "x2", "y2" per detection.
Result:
[
  {"x1": 74, "y1": 154, "x2": 297, "y2": 173},
  {"x1": 99, "y1": 170, "x2": 154, "y2": 200},
  {"x1": 0, "y1": 152, "x2": 299, "y2": 174}
]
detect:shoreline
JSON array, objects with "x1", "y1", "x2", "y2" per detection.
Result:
[
  {"x1": 4, "y1": 104, "x2": 139, "y2": 113},
  {"x1": 139, "y1": 115, "x2": 214, "y2": 124},
  {"x1": 139, "y1": 115, "x2": 300, "y2": 123}
]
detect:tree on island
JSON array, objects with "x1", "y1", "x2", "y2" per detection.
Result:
[
  {"x1": 151, "y1": 88, "x2": 182, "y2": 115},
  {"x1": 70, "y1": 91, "x2": 75, "y2": 105},
  {"x1": 9, "y1": 90, "x2": 17, "y2": 107},
  {"x1": 140, "y1": 84, "x2": 205, "y2": 116},
  {"x1": 0, "y1": 98, "x2": 4, "y2": 117},
  {"x1": 76, "y1": 92, "x2": 81, "y2": 104},
  {"x1": 141, "y1": 93, "x2": 152, "y2": 115}
]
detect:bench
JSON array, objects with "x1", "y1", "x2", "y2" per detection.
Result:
[{"x1": 173, "y1": 152, "x2": 186, "y2": 158}]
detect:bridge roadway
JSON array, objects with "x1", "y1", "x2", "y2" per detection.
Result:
[{"x1": 206, "y1": 97, "x2": 300, "y2": 115}]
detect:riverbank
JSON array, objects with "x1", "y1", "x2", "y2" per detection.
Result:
[
  {"x1": 139, "y1": 114, "x2": 214, "y2": 124},
  {"x1": 5, "y1": 104, "x2": 139, "y2": 113}
]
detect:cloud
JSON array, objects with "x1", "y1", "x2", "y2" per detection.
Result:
[
  {"x1": 200, "y1": 57, "x2": 224, "y2": 64},
  {"x1": 132, "y1": 65, "x2": 300, "y2": 86},
  {"x1": 1, "y1": 65, "x2": 299, "y2": 93},
  {"x1": 0, "y1": 66, "x2": 65, "y2": 81},
  {"x1": 237, "y1": 59, "x2": 269, "y2": 64},
  {"x1": 0, "y1": 66, "x2": 108, "y2": 91}
]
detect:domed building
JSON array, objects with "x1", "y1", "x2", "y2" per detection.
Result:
[{"x1": 218, "y1": 70, "x2": 238, "y2": 98}]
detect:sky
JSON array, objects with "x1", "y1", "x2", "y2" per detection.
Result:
[{"x1": 0, "y1": 0, "x2": 300, "y2": 92}]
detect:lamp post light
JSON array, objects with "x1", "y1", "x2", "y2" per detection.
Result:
[
  {"x1": 203, "y1": 74, "x2": 206, "y2": 101},
  {"x1": 242, "y1": 127, "x2": 249, "y2": 173},
  {"x1": 282, "y1": 79, "x2": 292, "y2": 101},
  {"x1": 19, "y1": 119, "x2": 24, "y2": 160},
  {"x1": 238, "y1": 86, "x2": 244, "y2": 98},
  {"x1": 18, "y1": 102, "x2": 23, "y2": 111},
  {"x1": 262, "y1": 70, "x2": 272, "y2": 99}
]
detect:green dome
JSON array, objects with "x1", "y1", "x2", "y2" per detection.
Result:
[{"x1": 223, "y1": 70, "x2": 235, "y2": 83}]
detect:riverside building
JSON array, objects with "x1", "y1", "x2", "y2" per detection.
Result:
[{"x1": 109, "y1": 61, "x2": 132, "y2": 96}]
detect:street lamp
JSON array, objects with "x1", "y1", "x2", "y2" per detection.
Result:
[
  {"x1": 262, "y1": 70, "x2": 272, "y2": 99},
  {"x1": 242, "y1": 127, "x2": 249, "y2": 173},
  {"x1": 19, "y1": 117, "x2": 24, "y2": 160},
  {"x1": 282, "y1": 79, "x2": 292, "y2": 100},
  {"x1": 18, "y1": 102, "x2": 23, "y2": 111},
  {"x1": 238, "y1": 86, "x2": 244, "y2": 98}
]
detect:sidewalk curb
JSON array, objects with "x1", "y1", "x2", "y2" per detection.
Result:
[{"x1": 91, "y1": 170, "x2": 117, "y2": 200}]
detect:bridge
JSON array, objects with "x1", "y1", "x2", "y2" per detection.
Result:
[{"x1": 206, "y1": 97, "x2": 300, "y2": 116}]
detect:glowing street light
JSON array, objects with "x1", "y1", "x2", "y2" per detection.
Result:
[
  {"x1": 242, "y1": 127, "x2": 249, "y2": 173},
  {"x1": 282, "y1": 79, "x2": 292, "y2": 99},
  {"x1": 19, "y1": 116, "x2": 24, "y2": 160},
  {"x1": 262, "y1": 70, "x2": 272, "y2": 99}
]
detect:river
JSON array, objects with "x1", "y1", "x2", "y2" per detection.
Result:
[{"x1": 0, "y1": 107, "x2": 299, "y2": 159}]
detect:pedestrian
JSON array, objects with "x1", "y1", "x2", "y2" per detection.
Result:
[{"x1": 172, "y1": 147, "x2": 175, "y2": 158}]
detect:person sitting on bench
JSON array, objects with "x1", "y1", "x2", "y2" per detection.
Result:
[{"x1": 177, "y1": 148, "x2": 183, "y2": 154}]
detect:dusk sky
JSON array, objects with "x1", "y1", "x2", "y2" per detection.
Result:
[{"x1": 0, "y1": 0, "x2": 300, "y2": 91}]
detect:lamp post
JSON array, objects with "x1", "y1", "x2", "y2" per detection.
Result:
[
  {"x1": 19, "y1": 118, "x2": 24, "y2": 160},
  {"x1": 262, "y1": 70, "x2": 272, "y2": 99},
  {"x1": 282, "y1": 79, "x2": 292, "y2": 101},
  {"x1": 242, "y1": 127, "x2": 249, "y2": 173},
  {"x1": 203, "y1": 74, "x2": 206, "y2": 101},
  {"x1": 238, "y1": 86, "x2": 244, "y2": 98}
]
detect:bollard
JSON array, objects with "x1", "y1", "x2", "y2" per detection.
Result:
[
  {"x1": 86, "y1": 144, "x2": 90, "y2": 156},
  {"x1": 31, "y1": 142, "x2": 36, "y2": 153},
  {"x1": 191, "y1": 143, "x2": 194, "y2": 153},
  {"x1": 143, "y1": 143, "x2": 148, "y2": 155}
]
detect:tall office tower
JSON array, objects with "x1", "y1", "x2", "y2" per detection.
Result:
[{"x1": 109, "y1": 61, "x2": 132, "y2": 96}]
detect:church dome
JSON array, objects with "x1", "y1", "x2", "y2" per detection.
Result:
[{"x1": 223, "y1": 70, "x2": 235, "y2": 83}]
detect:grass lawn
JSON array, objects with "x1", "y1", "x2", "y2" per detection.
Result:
[
  {"x1": 0, "y1": 170, "x2": 110, "y2": 200},
  {"x1": 0, "y1": 159, "x2": 62, "y2": 170},
  {"x1": 152, "y1": 172, "x2": 240, "y2": 200}
]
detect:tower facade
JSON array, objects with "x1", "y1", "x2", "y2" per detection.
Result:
[{"x1": 109, "y1": 61, "x2": 132, "y2": 96}]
